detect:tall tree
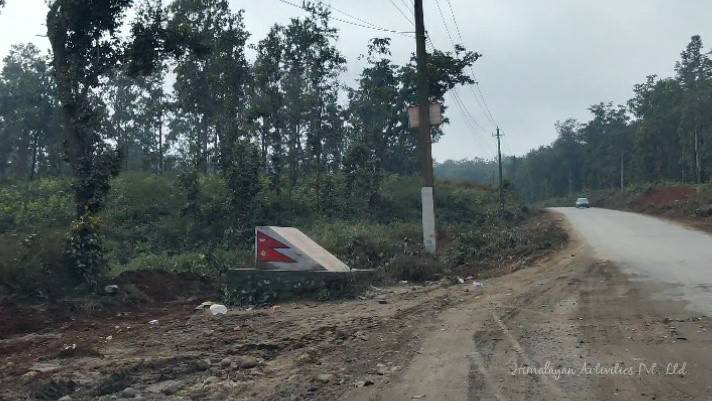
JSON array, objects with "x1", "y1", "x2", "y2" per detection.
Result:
[
  {"x1": 280, "y1": 3, "x2": 346, "y2": 206},
  {"x1": 46, "y1": 0, "x2": 164, "y2": 287},
  {"x1": 675, "y1": 35, "x2": 712, "y2": 183},
  {"x1": 168, "y1": 0, "x2": 250, "y2": 173},
  {"x1": 553, "y1": 119, "x2": 583, "y2": 195},
  {"x1": 0, "y1": 43, "x2": 62, "y2": 179},
  {"x1": 629, "y1": 75, "x2": 683, "y2": 181},
  {"x1": 345, "y1": 38, "x2": 401, "y2": 205},
  {"x1": 104, "y1": 71, "x2": 140, "y2": 170},
  {"x1": 252, "y1": 25, "x2": 286, "y2": 188}
]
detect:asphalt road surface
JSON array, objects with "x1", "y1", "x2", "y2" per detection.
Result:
[{"x1": 551, "y1": 207, "x2": 712, "y2": 314}]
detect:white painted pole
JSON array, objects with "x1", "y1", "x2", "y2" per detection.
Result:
[{"x1": 421, "y1": 187, "x2": 436, "y2": 254}]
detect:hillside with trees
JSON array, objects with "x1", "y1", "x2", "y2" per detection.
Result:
[{"x1": 511, "y1": 35, "x2": 712, "y2": 202}]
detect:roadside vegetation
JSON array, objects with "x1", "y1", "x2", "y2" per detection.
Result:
[{"x1": 0, "y1": 172, "x2": 564, "y2": 304}]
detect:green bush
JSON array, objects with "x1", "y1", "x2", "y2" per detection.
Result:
[
  {"x1": 308, "y1": 220, "x2": 421, "y2": 270},
  {"x1": 0, "y1": 229, "x2": 70, "y2": 298},
  {"x1": 445, "y1": 224, "x2": 527, "y2": 267},
  {"x1": 0, "y1": 172, "x2": 537, "y2": 298},
  {"x1": 0, "y1": 178, "x2": 73, "y2": 232},
  {"x1": 380, "y1": 254, "x2": 445, "y2": 283}
]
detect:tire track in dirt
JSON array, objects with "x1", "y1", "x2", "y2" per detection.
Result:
[{"x1": 468, "y1": 235, "x2": 589, "y2": 401}]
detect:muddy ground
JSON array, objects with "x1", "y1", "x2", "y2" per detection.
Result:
[{"x1": 2, "y1": 212, "x2": 710, "y2": 401}]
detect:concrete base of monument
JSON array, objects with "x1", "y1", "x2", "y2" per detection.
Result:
[{"x1": 223, "y1": 268, "x2": 377, "y2": 305}]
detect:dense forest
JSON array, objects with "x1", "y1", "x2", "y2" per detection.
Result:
[
  {"x1": 511, "y1": 35, "x2": 712, "y2": 201},
  {"x1": 1, "y1": 0, "x2": 525, "y2": 294}
]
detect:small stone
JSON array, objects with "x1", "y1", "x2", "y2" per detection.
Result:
[
  {"x1": 297, "y1": 353, "x2": 317, "y2": 365},
  {"x1": 58, "y1": 396, "x2": 73, "y2": 401},
  {"x1": 209, "y1": 304, "x2": 228, "y2": 316},
  {"x1": 121, "y1": 387, "x2": 138, "y2": 398},
  {"x1": 104, "y1": 284, "x2": 119, "y2": 294},
  {"x1": 375, "y1": 363, "x2": 389, "y2": 375},
  {"x1": 355, "y1": 379, "x2": 374, "y2": 387},
  {"x1": 194, "y1": 359, "x2": 211, "y2": 370},
  {"x1": 316, "y1": 373, "x2": 333, "y2": 383},
  {"x1": 236, "y1": 356, "x2": 260, "y2": 369},
  {"x1": 220, "y1": 357, "x2": 232, "y2": 368},
  {"x1": 194, "y1": 301, "x2": 215, "y2": 310},
  {"x1": 21, "y1": 371, "x2": 38, "y2": 383}
]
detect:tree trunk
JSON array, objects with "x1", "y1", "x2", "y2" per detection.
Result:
[
  {"x1": 30, "y1": 131, "x2": 39, "y2": 181},
  {"x1": 158, "y1": 118, "x2": 164, "y2": 174},
  {"x1": 260, "y1": 122, "x2": 269, "y2": 172},
  {"x1": 620, "y1": 151, "x2": 625, "y2": 190},
  {"x1": 695, "y1": 128, "x2": 702, "y2": 184}
]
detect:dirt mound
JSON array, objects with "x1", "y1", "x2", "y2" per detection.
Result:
[
  {"x1": 0, "y1": 303, "x2": 70, "y2": 338},
  {"x1": 0, "y1": 271, "x2": 217, "y2": 339},
  {"x1": 631, "y1": 186, "x2": 697, "y2": 209}
]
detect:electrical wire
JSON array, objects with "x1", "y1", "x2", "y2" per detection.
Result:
[
  {"x1": 427, "y1": 37, "x2": 497, "y2": 157},
  {"x1": 387, "y1": 0, "x2": 414, "y2": 25},
  {"x1": 276, "y1": 0, "x2": 415, "y2": 36},
  {"x1": 398, "y1": 0, "x2": 414, "y2": 13},
  {"x1": 433, "y1": 0, "x2": 496, "y2": 131},
  {"x1": 434, "y1": 0, "x2": 457, "y2": 52},
  {"x1": 443, "y1": 0, "x2": 499, "y2": 128}
]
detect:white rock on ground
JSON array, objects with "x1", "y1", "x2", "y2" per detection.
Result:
[{"x1": 209, "y1": 304, "x2": 228, "y2": 316}]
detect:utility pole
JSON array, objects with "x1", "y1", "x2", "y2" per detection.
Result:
[
  {"x1": 620, "y1": 151, "x2": 625, "y2": 190},
  {"x1": 414, "y1": 0, "x2": 436, "y2": 254},
  {"x1": 494, "y1": 127, "x2": 504, "y2": 215}
]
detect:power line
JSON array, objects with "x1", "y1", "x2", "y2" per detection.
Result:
[
  {"x1": 432, "y1": 0, "x2": 496, "y2": 130},
  {"x1": 475, "y1": 84, "x2": 498, "y2": 128},
  {"x1": 276, "y1": 0, "x2": 415, "y2": 36},
  {"x1": 442, "y1": 0, "x2": 499, "y2": 128},
  {"x1": 444, "y1": 0, "x2": 465, "y2": 49},
  {"x1": 434, "y1": 0, "x2": 457, "y2": 51},
  {"x1": 398, "y1": 0, "x2": 414, "y2": 12},
  {"x1": 325, "y1": 2, "x2": 395, "y2": 31},
  {"x1": 388, "y1": 0, "x2": 414, "y2": 25},
  {"x1": 451, "y1": 88, "x2": 497, "y2": 155},
  {"x1": 426, "y1": 36, "x2": 496, "y2": 157},
  {"x1": 429, "y1": 34, "x2": 495, "y2": 153}
]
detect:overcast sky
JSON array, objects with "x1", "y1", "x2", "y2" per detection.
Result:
[{"x1": 1, "y1": 0, "x2": 711, "y2": 161}]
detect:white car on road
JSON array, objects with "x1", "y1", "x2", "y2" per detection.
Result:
[{"x1": 575, "y1": 197, "x2": 590, "y2": 208}]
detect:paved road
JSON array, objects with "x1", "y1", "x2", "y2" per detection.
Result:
[{"x1": 552, "y1": 207, "x2": 712, "y2": 314}]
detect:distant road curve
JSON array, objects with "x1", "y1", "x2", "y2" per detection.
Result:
[{"x1": 551, "y1": 207, "x2": 712, "y2": 314}]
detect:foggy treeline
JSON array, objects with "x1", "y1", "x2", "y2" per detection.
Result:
[{"x1": 512, "y1": 35, "x2": 712, "y2": 201}]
